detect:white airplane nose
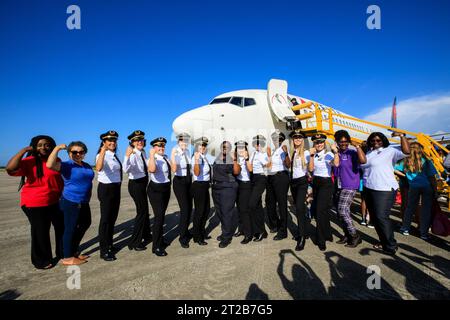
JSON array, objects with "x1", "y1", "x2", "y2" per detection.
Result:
[{"x1": 172, "y1": 106, "x2": 213, "y2": 140}]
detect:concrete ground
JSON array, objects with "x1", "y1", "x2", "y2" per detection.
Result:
[{"x1": 0, "y1": 172, "x2": 449, "y2": 300}]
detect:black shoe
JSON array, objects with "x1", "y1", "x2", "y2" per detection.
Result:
[
  {"x1": 345, "y1": 233, "x2": 362, "y2": 248},
  {"x1": 240, "y1": 236, "x2": 253, "y2": 244},
  {"x1": 253, "y1": 232, "x2": 268, "y2": 242},
  {"x1": 219, "y1": 240, "x2": 231, "y2": 248},
  {"x1": 109, "y1": 246, "x2": 119, "y2": 254},
  {"x1": 100, "y1": 252, "x2": 116, "y2": 261},
  {"x1": 196, "y1": 240, "x2": 208, "y2": 246},
  {"x1": 273, "y1": 234, "x2": 287, "y2": 241},
  {"x1": 336, "y1": 236, "x2": 349, "y2": 245},
  {"x1": 269, "y1": 228, "x2": 278, "y2": 234},
  {"x1": 318, "y1": 243, "x2": 326, "y2": 251},
  {"x1": 153, "y1": 248, "x2": 168, "y2": 256},
  {"x1": 128, "y1": 244, "x2": 147, "y2": 251},
  {"x1": 295, "y1": 237, "x2": 306, "y2": 251},
  {"x1": 180, "y1": 242, "x2": 189, "y2": 249},
  {"x1": 204, "y1": 235, "x2": 212, "y2": 240},
  {"x1": 383, "y1": 247, "x2": 397, "y2": 255},
  {"x1": 234, "y1": 231, "x2": 244, "y2": 237},
  {"x1": 217, "y1": 235, "x2": 224, "y2": 241}
]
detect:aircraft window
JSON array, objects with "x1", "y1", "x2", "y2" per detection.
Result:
[
  {"x1": 210, "y1": 97, "x2": 231, "y2": 104},
  {"x1": 244, "y1": 98, "x2": 256, "y2": 106},
  {"x1": 230, "y1": 97, "x2": 243, "y2": 107}
]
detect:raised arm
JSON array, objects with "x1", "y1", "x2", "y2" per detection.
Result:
[
  {"x1": 330, "y1": 143, "x2": 340, "y2": 167},
  {"x1": 96, "y1": 144, "x2": 107, "y2": 171},
  {"x1": 352, "y1": 141, "x2": 367, "y2": 164},
  {"x1": 391, "y1": 131, "x2": 410, "y2": 155},
  {"x1": 46, "y1": 144, "x2": 66, "y2": 171},
  {"x1": 282, "y1": 144, "x2": 291, "y2": 169},
  {"x1": 148, "y1": 148, "x2": 157, "y2": 173},
  {"x1": 170, "y1": 147, "x2": 178, "y2": 173},
  {"x1": 308, "y1": 147, "x2": 316, "y2": 173},
  {"x1": 6, "y1": 146, "x2": 32, "y2": 175},
  {"x1": 193, "y1": 152, "x2": 201, "y2": 176}
]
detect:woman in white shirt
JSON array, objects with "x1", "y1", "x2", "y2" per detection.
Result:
[
  {"x1": 170, "y1": 132, "x2": 193, "y2": 249},
  {"x1": 123, "y1": 130, "x2": 151, "y2": 252},
  {"x1": 248, "y1": 135, "x2": 271, "y2": 242},
  {"x1": 289, "y1": 130, "x2": 311, "y2": 251},
  {"x1": 361, "y1": 131, "x2": 410, "y2": 255},
  {"x1": 147, "y1": 137, "x2": 172, "y2": 257},
  {"x1": 95, "y1": 130, "x2": 122, "y2": 262},
  {"x1": 191, "y1": 137, "x2": 213, "y2": 246},
  {"x1": 235, "y1": 140, "x2": 253, "y2": 244},
  {"x1": 308, "y1": 133, "x2": 339, "y2": 251}
]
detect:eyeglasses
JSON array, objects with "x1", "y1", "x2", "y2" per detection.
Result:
[{"x1": 70, "y1": 150, "x2": 85, "y2": 155}]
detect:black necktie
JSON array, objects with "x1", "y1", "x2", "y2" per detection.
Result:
[
  {"x1": 113, "y1": 153, "x2": 123, "y2": 182},
  {"x1": 163, "y1": 156, "x2": 172, "y2": 181},
  {"x1": 183, "y1": 151, "x2": 191, "y2": 181},
  {"x1": 141, "y1": 152, "x2": 148, "y2": 178},
  {"x1": 290, "y1": 150, "x2": 296, "y2": 179}
]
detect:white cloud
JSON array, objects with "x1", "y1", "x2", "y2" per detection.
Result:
[{"x1": 364, "y1": 93, "x2": 450, "y2": 135}]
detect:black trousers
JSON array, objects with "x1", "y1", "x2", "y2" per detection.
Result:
[
  {"x1": 290, "y1": 176, "x2": 309, "y2": 237},
  {"x1": 212, "y1": 181, "x2": 238, "y2": 241},
  {"x1": 21, "y1": 204, "x2": 64, "y2": 269},
  {"x1": 249, "y1": 174, "x2": 267, "y2": 235},
  {"x1": 265, "y1": 171, "x2": 290, "y2": 236},
  {"x1": 147, "y1": 181, "x2": 171, "y2": 250},
  {"x1": 173, "y1": 176, "x2": 193, "y2": 243},
  {"x1": 97, "y1": 182, "x2": 121, "y2": 254},
  {"x1": 237, "y1": 180, "x2": 253, "y2": 237},
  {"x1": 191, "y1": 181, "x2": 210, "y2": 242},
  {"x1": 312, "y1": 176, "x2": 334, "y2": 245},
  {"x1": 128, "y1": 176, "x2": 150, "y2": 247},
  {"x1": 364, "y1": 187, "x2": 397, "y2": 251}
]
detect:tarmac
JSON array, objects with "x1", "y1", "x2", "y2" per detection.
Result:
[{"x1": 0, "y1": 172, "x2": 449, "y2": 300}]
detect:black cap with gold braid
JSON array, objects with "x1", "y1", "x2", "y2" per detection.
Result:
[
  {"x1": 127, "y1": 130, "x2": 145, "y2": 141},
  {"x1": 100, "y1": 130, "x2": 119, "y2": 140},
  {"x1": 150, "y1": 137, "x2": 167, "y2": 147}
]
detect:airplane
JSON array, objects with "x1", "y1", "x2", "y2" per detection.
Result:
[{"x1": 172, "y1": 79, "x2": 396, "y2": 155}]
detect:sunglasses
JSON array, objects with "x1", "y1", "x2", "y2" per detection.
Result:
[
  {"x1": 200, "y1": 143, "x2": 208, "y2": 147},
  {"x1": 339, "y1": 140, "x2": 349, "y2": 144},
  {"x1": 70, "y1": 150, "x2": 85, "y2": 155},
  {"x1": 371, "y1": 139, "x2": 382, "y2": 143}
]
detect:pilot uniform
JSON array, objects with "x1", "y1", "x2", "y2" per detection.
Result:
[
  {"x1": 289, "y1": 130, "x2": 311, "y2": 251},
  {"x1": 212, "y1": 143, "x2": 239, "y2": 248},
  {"x1": 147, "y1": 137, "x2": 171, "y2": 256},
  {"x1": 310, "y1": 133, "x2": 336, "y2": 250},
  {"x1": 191, "y1": 137, "x2": 213, "y2": 245},
  {"x1": 248, "y1": 135, "x2": 269, "y2": 241},
  {"x1": 172, "y1": 133, "x2": 193, "y2": 248},
  {"x1": 235, "y1": 141, "x2": 253, "y2": 244},
  {"x1": 123, "y1": 130, "x2": 150, "y2": 251},
  {"x1": 96, "y1": 130, "x2": 122, "y2": 261},
  {"x1": 265, "y1": 131, "x2": 290, "y2": 240}
]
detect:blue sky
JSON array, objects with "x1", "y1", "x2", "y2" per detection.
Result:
[{"x1": 1, "y1": 0, "x2": 450, "y2": 165}]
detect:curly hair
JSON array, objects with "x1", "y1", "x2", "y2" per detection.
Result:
[
  {"x1": 334, "y1": 130, "x2": 351, "y2": 143},
  {"x1": 366, "y1": 132, "x2": 390, "y2": 149}
]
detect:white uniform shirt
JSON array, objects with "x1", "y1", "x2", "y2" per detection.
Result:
[
  {"x1": 292, "y1": 150, "x2": 310, "y2": 179},
  {"x1": 361, "y1": 147, "x2": 406, "y2": 191},
  {"x1": 250, "y1": 151, "x2": 269, "y2": 174},
  {"x1": 150, "y1": 154, "x2": 171, "y2": 183},
  {"x1": 174, "y1": 147, "x2": 191, "y2": 177},
  {"x1": 96, "y1": 150, "x2": 122, "y2": 184},
  {"x1": 269, "y1": 146, "x2": 288, "y2": 174},
  {"x1": 313, "y1": 150, "x2": 335, "y2": 178},
  {"x1": 237, "y1": 156, "x2": 251, "y2": 182},
  {"x1": 123, "y1": 149, "x2": 147, "y2": 180},
  {"x1": 191, "y1": 153, "x2": 213, "y2": 182}
]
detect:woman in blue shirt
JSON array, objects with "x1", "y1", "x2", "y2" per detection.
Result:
[
  {"x1": 397, "y1": 142, "x2": 438, "y2": 240},
  {"x1": 47, "y1": 141, "x2": 95, "y2": 265}
]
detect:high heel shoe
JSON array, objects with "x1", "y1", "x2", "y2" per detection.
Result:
[
  {"x1": 253, "y1": 232, "x2": 268, "y2": 242},
  {"x1": 295, "y1": 237, "x2": 306, "y2": 251},
  {"x1": 153, "y1": 248, "x2": 168, "y2": 256}
]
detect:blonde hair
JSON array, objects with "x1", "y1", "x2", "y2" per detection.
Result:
[
  {"x1": 405, "y1": 142, "x2": 427, "y2": 173},
  {"x1": 290, "y1": 139, "x2": 306, "y2": 169}
]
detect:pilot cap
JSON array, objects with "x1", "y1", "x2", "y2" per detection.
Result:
[
  {"x1": 289, "y1": 129, "x2": 305, "y2": 139},
  {"x1": 234, "y1": 140, "x2": 248, "y2": 147},
  {"x1": 194, "y1": 137, "x2": 209, "y2": 145},
  {"x1": 271, "y1": 131, "x2": 286, "y2": 141},
  {"x1": 150, "y1": 137, "x2": 167, "y2": 146},
  {"x1": 176, "y1": 132, "x2": 191, "y2": 141},
  {"x1": 100, "y1": 130, "x2": 119, "y2": 140},
  {"x1": 127, "y1": 130, "x2": 145, "y2": 141},
  {"x1": 311, "y1": 133, "x2": 327, "y2": 142},
  {"x1": 252, "y1": 135, "x2": 266, "y2": 145}
]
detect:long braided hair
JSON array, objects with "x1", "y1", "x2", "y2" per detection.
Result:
[{"x1": 18, "y1": 135, "x2": 56, "y2": 191}]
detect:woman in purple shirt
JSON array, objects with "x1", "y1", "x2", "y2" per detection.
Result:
[{"x1": 333, "y1": 130, "x2": 367, "y2": 248}]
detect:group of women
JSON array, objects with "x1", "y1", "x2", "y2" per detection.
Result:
[{"x1": 7, "y1": 127, "x2": 416, "y2": 269}]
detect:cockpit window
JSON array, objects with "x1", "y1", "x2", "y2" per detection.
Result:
[
  {"x1": 210, "y1": 97, "x2": 231, "y2": 104},
  {"x1": 230, "y1": 97, "x2": 243, "y2": 107},
  {"x1": 244, "y1": 98, "x2": 256, "y2": 106}
]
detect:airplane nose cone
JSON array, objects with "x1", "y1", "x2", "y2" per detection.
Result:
[
  {"x1": 172, "y1": 113, "x2": 190, "y2": 135},
  {"x1": 172, "y1": 106, "x2": 213, "y2": 139}
]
